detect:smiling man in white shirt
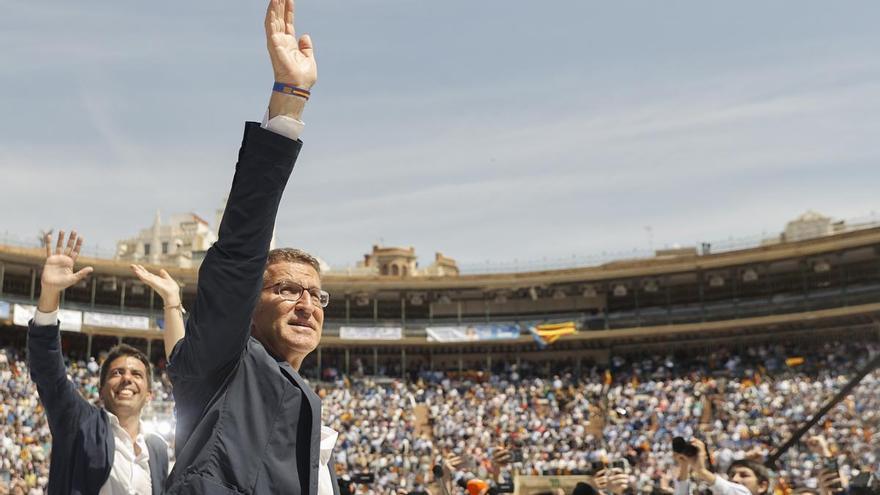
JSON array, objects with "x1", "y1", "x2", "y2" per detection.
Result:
[{"x1": 28, "y1": 231, "x2": 169, "y2": 495}]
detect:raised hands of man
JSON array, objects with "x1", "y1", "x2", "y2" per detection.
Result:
[
  {"x1": 266, "y1": 0, "x2": 316, "y2": 88},
  {"x1": 265, "y1": 0, "x2": 317, "y2": 121},
  {"x1": 37, "y1": 230, "x2": 94, "y2": 313},
  {"x1": 130, "y1": 264, "x2": 180, "y2": 307}
]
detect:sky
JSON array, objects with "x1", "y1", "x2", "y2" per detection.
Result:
[{"x1": 2, "y1": 0, "x2": 879, "y2": 272}]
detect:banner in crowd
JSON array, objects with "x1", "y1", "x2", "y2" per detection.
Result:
[
  {"x1": 13, "y1": 304, "x2": 83, "y2": 332},
  {"x1": 785, "y1": 356, "x2": 805, "y2": 367},
  {"x1": 83, "y1": 311, "x2": 151, "y2": 331},
  {"x1": 0, "y1": 300, "x2": 9, "y2": 320},
  {"x1": 339, "y1": 326, "x2": 403, "y2": 340},
  {"x1": 528, "y1": 321, "x2": 577, "y2": 348},
  {"x1": 425, "y1": 324, "x2": 521, "y2": 342}
]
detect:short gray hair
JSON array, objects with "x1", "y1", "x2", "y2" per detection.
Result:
[{"x1": 266, "y1": 248, "x2": 321, "y2": 276}]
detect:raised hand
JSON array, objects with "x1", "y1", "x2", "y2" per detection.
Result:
[
  {"x1": 596, "y1": 468, "x2": 630, "y2": 495},
  {"x1": 130, "y1": 264, "x2": 180, "y2": 306},
  {"x1": 673, "y1": 453, "x2": 692, "y2": 481},
  {"x1": 265, "y1": 0, "x2": 316, "y2": 89},
  {"x1": 41, "y1": 230, "x2": 93, "y2": 293},
  {"x1": 131, "y1": 264, "x2": 186, "y2": 358},
  {"x1": 442, "y1": 453, "x2": 465, "y2": 477},
  {"x1": 807, "y1": 435, "x2": 833, "y2": 458}
]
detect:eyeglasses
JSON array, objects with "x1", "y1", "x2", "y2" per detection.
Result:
[{"x1": 263, "y1": 281, "x2": 330, "y2": 308}]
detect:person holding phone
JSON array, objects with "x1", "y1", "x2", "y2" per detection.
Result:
[
  {"x1": 806, "y1": 436, "x2": 848, "y2": 495},
  {"x1": 673, "y1": 438, "x2": 772, "y2": 495},
  {"x1": 594, "y1": 466, "x2": 630, "y2": 495}
]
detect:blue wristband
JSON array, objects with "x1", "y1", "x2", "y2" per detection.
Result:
[{"x1": 273, "y1": 82, "x2": 310, "y2": 99}]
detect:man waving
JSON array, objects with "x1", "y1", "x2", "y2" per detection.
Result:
[
  {"x1": 165, "y1": 1, "x2": 332, "y2": 494},
  {"x1": 28, "y1": 231, "x2": 169, "y2": 495}
]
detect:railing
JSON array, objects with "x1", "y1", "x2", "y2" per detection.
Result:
[
  {"x1": 456, "y1": 213, "x2": 880, "y2": 274},
  {"x1": 5, "y1": 282, "x2": 878, "y2": 338},
  {"x1": 3, "y1": 212, "x2": 879, "y2": 275}
]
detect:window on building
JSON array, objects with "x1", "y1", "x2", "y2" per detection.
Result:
[
  {"x1": 144, "y1": 243, "x2": 151, "y2": 256},
  {"x1": 162, "y1": 242, "x2": 169, "y2": 254}
]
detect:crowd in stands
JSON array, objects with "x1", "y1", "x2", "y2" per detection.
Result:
[
  {"x1": 319, "y1": 341, "x2": 878, "y2": 494},
  {"x1": 1, "y1": 338, "x2": 877, "y2": 494}
]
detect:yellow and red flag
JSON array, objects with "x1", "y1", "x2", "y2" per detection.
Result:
[{"x1": 529, "y1": 321, "x2": 577, "y2": 347}]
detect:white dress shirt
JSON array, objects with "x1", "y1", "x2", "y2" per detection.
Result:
[
  {"x1": 99, "y1": 411, "x2": 153, "y2": 495},
  {"x1": 674, "y1": 476, "x2": 753, "y2": 495},
  {"x1": 262, "y1": 110, "x2": 305, "y2": 140},
  {"x1": 318, "y1": 425, "x2": 339, "y2": 495}
]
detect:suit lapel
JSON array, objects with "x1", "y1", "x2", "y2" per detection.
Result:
[
  {"x1": 279, "y1": 362, "x2": 322, "y2": 494},
  {"x1": 329, "y1": 452, "x2": 341, "y2": 495}
]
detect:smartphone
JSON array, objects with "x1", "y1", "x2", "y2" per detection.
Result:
[
  {"x1": 672, "y1": 437, "x2": 699, "y2": 458},
  {"x1": 494, "y1": 482, "x2": 515, "y2": 494},
  {"x1": 351, "y1": 473, "x2": 375, "y2": 484},
  {"x1": 611, "y1": 459, "x2": 630, "y2": 472}
]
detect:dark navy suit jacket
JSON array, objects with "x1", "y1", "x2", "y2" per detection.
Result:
[{"x1": 165, "y1": 122, "x2": 338, "y2": 495}]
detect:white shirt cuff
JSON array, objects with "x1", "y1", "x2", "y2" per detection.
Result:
[
  {"x1": 261, "y1": 109, "x2": 305, "y2": 141},
  {"x1": 34, "y1": 309, "x2": 59, "y2": 326}
]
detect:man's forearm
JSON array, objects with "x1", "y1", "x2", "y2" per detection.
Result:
[
  {"x1": 36, "y1": 286, "x2": 61, "y2": 314},
  {"x1": 268, "y1": 91, "x2": 306, "y2": 120},
  {"x1": 695, "y1": 469, "x2": 716, "y2": 486}
]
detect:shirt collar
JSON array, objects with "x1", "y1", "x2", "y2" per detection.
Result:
[
  {"x1": 320, "y1": 425, "x2": 338, "y2": 465},
  {"x1": 104, "y1": 409, "x2": 147, "y2": 444}
]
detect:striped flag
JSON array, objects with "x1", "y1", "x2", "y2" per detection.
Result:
[
  {"x1": 785, "y1": 356, "x2": 805, "y2": 367},
  {"x1": 529, "y1": 321, "x2": 577, "y2": 347}
]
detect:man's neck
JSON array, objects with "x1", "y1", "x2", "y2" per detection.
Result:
[
  {"x1": 118, "y1": 413, "x2": 141, "y2": 442},
  {"x1": 288, "y1": 354, "x2": 304, "y2": 372},
  {"x1": 108, "y1": 408, "x2": 142, "y2": 445}
]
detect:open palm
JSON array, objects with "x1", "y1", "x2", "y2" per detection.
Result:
[
  {"x1": 41, "y1": 231, "x2": 93, "y2": 291},
  {"x1": 130, "y1": 264, "x2": 180, "y2": 304},
  {"x1": 265, "y1": 0, "x2": 317, "y2": 88}
]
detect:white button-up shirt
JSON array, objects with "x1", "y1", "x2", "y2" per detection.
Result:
[
  {"x1": 99, "y1": 411, "x2": 153, "y2": 495},
  {"x1": 318, "y1": 425, "x2": 339, "y2": 495}
]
